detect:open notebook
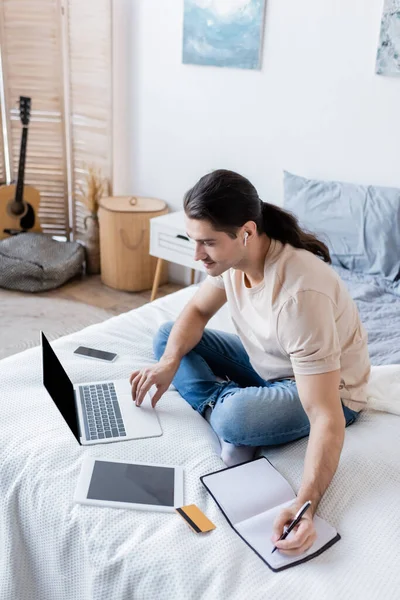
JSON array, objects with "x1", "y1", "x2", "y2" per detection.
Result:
[{"x1": 200, "y1": 457, "x2": 340, "y2": 572}]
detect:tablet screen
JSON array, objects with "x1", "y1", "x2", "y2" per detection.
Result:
[{"x1": 87, "y1": 460, "x2": 175, "y2": 507}]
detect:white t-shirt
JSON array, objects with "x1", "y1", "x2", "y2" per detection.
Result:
[{"x1": 207, "y1": 239, "x2": 370, "y2": 412}]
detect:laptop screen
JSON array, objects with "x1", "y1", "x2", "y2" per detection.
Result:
[{"x1": 41, "y1": 332, "x2": 81, "y2": 444}]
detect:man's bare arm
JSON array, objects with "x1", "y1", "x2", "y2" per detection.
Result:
[
  {"x1": 131, "y1": 279, "x2": 226, "y2": 406},
  {"x1": 272, "y1": 369, "x2": 345, "y2": 555},
  {"x1": 293, "y1": 369, "x2": 345, "y2": 516},
  {"x1": 159, "y1": 278, "x2": 227, "y2": 367}
]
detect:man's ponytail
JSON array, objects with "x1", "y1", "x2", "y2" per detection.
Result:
[{"x1": 260, "y1": 201, "x2": 331, "y2": 263}]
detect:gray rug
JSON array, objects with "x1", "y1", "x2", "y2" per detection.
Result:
[{"x1": 0, "y1": 291, "x2": 113, "y2": 360}]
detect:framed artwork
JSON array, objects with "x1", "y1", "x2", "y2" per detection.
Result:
[
  {"x1": 376, "y1": 0, "x2": 400, "y2": 76},
  {"x1": 182, "y1": 0, "x2": 266, "y2": 70}
]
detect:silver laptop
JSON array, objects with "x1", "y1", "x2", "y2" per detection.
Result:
[{"x1": 41, "y1": 332, "x2": 163, "y2": 445}]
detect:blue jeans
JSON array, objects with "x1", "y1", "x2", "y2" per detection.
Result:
[{"x1": 153, "y1": 322, "x2": 360, "y2": 448}]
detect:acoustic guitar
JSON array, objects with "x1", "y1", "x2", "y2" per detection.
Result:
[{"x1": 0, "y1": 96, "x2": 41, "y2": 238}]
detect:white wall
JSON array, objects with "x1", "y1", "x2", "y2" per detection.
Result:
[{"x1": 114, "y1": 0, "x2": 400, "y2": 284}]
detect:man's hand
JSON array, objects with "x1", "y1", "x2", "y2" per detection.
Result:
[
  {"x1": 130, "y1": 358, "x2": 180, "y2": 408},
  {"x1": 271, "y1": 503, "x2": 317, "y2": 556}
]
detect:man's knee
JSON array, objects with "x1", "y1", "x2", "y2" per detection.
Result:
[
  {"x1": 210, "y1": 391, "x2": 243, "y2": 444},
  {"x1": 153, "y1": 321, "x2": 174, "y2": 360}
]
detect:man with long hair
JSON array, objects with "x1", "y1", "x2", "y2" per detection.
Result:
[{"x1": 130, "y1": 169, "x2": 370, "y2": 556}]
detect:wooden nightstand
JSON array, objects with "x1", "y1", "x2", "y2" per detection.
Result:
[{"x1": 149, "y1": 210, "x2": 206, "y2": 301}]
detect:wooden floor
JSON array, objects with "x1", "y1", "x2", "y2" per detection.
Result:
[{"x1": 27, "y1": 274, "x2": 185, "y2": 316}]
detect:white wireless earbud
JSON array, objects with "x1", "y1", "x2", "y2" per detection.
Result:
[{"x1": 244, "y1": 232, "x2": 249, "y2": 246}]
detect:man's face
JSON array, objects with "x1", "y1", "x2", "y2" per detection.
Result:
[{"x1": 185, "y1": 217, "x2": 244, "y2": 277}]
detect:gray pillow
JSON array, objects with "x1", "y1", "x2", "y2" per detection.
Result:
[
  {"x1": 0, "y1": 232, "x2": 85, "y2": 292},
  {"x1": 283, "y1": 171, "x2": 400, "y2": 282}
]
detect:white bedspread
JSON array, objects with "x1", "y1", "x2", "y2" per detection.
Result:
[{"x1": 1, "y1": 285, "x2": 399, "y2": 600}]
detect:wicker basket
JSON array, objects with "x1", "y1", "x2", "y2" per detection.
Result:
[{"x1": 98, "y1": 196, "x2": 168, "y2": 291}]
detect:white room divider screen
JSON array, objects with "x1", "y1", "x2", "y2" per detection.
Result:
[{"x1": 0, "y1": 0, "x2": 112, "y2": 240}]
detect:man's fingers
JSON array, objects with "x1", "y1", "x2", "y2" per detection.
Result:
[
  {"x1": 135, "y1": 372, "x2": 148, "y2": 405},
  {"x1": 278, "y1": 537, "x2": 313, "y2": 556},
  {"x1": 130, "y1": 373, "x2": 141, "y2": 400},
  {"x1": 136, "y1": 373, "x2": 153, "y2": 406},
  {"x1": 274, "y1": 530, "x2": 316, "y2": 555},
  {"x1": 272, "y1": 510, "x2": 293, "y2": 541},
  {"x1": 129, "y1": 371, "x2": 140, "y2": 385},
  {"x1": 274, "y1": 522, "x2": 314, "y2": 551},
  {"x1": 131, "y1": 372, "x2": 144, "y2": 400},
  {"x1": 150, "y1": 386, "x2": 165, "y2": 408},
  {"x1": 131, "y1": 372, "x2": 147, "y2": 403}
]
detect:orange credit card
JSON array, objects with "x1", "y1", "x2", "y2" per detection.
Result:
[{"x1": 175, "y1": 504, "x2": 216, "y2": 533}]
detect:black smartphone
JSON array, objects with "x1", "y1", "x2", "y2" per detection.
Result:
[{"x1": 73, "y1": 346, "x2": 118, "y2": 363}]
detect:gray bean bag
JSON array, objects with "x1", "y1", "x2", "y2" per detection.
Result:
[{"x1": 0, "y1": 233, "x2": 85, "y2": 292}]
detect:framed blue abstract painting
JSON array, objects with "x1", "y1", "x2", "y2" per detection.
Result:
[
  {"x1": 376, "y1": 0, "x2": 400, "y2": 76},
  {"x1": 182, "y1": 0, "x2": 266, "y2": 70}
]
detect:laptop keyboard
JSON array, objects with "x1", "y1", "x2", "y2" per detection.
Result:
[{"x1": 79, "y1": 383, "x2": 127, "y2": 441}]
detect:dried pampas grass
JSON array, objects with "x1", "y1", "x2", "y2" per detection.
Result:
[{"x1": 77, "y1": 165, "x2": 109, "y2": 215}]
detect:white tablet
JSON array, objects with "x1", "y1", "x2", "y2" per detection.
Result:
[{"x1": 74, "y1": 457, "x2": 184, "y2": 513}]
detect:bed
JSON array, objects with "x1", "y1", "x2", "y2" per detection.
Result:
[{"x1": 1, "y1": 262, "x2": 400, "y2": 600}]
